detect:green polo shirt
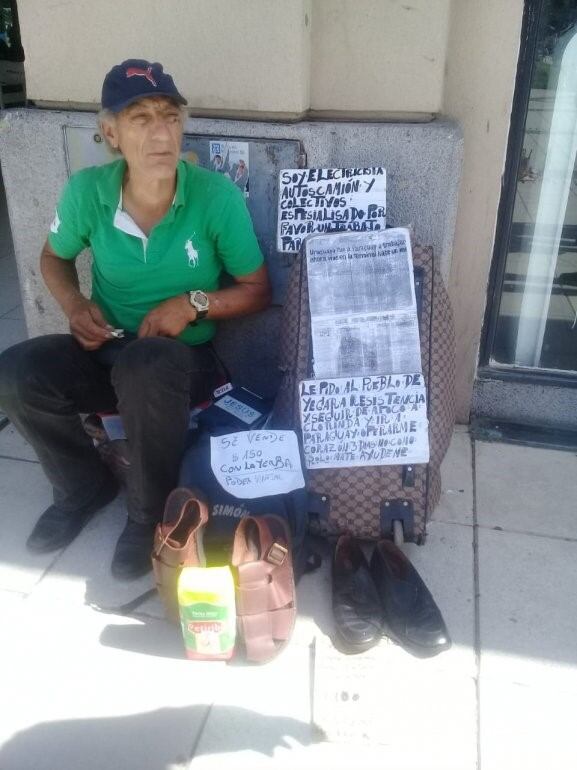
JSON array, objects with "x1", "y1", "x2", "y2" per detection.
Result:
[{"x1": 48, "y1": 159, "x2": 264, "y2": 345}]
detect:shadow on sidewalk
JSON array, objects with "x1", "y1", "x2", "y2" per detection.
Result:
[
  {"x1": 0, "y1": 704, "x2": 320, "y2": 770},
  {"x1": 99, "y1": 617, "x2": 184, "y2": 659}
]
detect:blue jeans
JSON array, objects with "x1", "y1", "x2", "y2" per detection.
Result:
[{"x1": 0, "y1": 334, "x2": 221, "y2": 523}]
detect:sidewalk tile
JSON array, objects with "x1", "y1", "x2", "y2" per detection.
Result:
[
  {"x1": 0, "y1": 303, "x2": 20, "y2": 319},
  {"x1": 478, "y1": 528, "x2": 577, "y2": 692},
  {"x1": 0, "y1": 601, "x2": 220, "y2": 770},
  {"x1": 304, "y1": 522, "x2": 474, "y2": 768},
  {"x1": 187, "y1": 738, "x2": 474, "y2": 770},
  {"x1": 480, "y1": 680, "x2": 577, "y2": 770},
  {"x1": 310, "y1": 635, "x2": 477, "y2": 770},
  {"x1": 433, "y1": 430, "x2": 473, "y2": 525},
  {"x1": 404, "y1": 520, "x2": 475, "y2": 676},
  {"x1": 475, "y1": 441, "x2": 577, "y2": 539},
  {"x1": 308, "y1": 520, "x2": 476, "y2": 764},
  {"x1": 0, "y1": 317, "x2": 27, "y2": 353},
  {"x1": 190, "y1": 642, "x2": 314, "y2": 768},
  {"x1": 28, "y1": 494, "x2": 161, "y2": 615},
  {"x1": 0, "y1": 423, "x2": 39, "y2": 462},
  {"x1": 0, "y1": 457, "x2": 54, "y2": 593},
  {"x1": 1, "y1": 304, "x2": 24, "y2": 320},
  {"x1": 0, "y1": 253, "x2": 19, "y2": 283},
  {"x1": 0, "y1": 260, "x2": 22, "y2": 315},
  {"x1": 0, "y1": 587, "x2": 27, "y2": 608}
]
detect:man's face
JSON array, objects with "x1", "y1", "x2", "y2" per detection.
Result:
[{"x1": 107, "y1": 96, "x2": 184, "y2": 180}]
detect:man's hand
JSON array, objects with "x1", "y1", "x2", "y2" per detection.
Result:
[
  {"x1": 67, "y1": 297, "x2": 113, "y2": 351},
  {"x1": 40, "y1": 241, "x2": 112, "y2": 351},
  {"x1": 138, "y1": 295, "x2": 195, "y2": 338}
]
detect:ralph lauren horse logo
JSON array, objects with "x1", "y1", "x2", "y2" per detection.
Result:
[{"x1": 185, "y1": 237, "x2": 199, "y2": 268}]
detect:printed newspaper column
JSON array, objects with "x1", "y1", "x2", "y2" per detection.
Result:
[
  {"x1": 299, "y1": 374, "x2": 429, "y2": 469},
  {"x1": 306, "y1": 228, "x2": 422, "y2": 378},
  {"x1": 277, "y1": 167, "x2": 386, "y2": 253}
]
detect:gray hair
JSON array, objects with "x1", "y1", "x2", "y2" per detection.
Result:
[
  {"x1": 97, "y1": 108, "x2": 121, "y2": 154},
  {"x1": 97, "y1": 102, "x2": 188, "y2": 152}
]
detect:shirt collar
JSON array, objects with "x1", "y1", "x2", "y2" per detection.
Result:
[
  {"x1": 96, "y1": 158, "x2": 185, "y2": 212},
  {"x1": 117, "y1": 186, "x2": 177, "y2": 212},
  {"x1": 96, "y1": 158, "x2": 126, "y2": 210},
  {"x1": 173, "y1": 160, "x2": 186, "y2": 210}
]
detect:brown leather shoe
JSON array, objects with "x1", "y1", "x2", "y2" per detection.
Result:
[
  {"x1": 232, "y1": 515, "x2": 296, "y2": 664},
  {"x1": 370, "y1": 539, "x2": 451, "y2": 658},
  {"x1": 332, "y1": 534, "x2": 383, "y2": 654},
  {"x1": 151, "y1": 487, "x2": 209, "y2": 623}
]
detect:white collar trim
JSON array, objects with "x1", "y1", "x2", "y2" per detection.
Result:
[
  {"x1": 113, "y1": 187, "x2": 176, "y2": 242},
  {"x1": 114, "y1": 189, "x2": 148, "y2": 242}
]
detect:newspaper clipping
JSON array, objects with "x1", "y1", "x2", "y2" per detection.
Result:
[{"x1": 306, "y1": 228, "x2": 422, "y2": 378}]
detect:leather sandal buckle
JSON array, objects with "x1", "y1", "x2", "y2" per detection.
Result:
[{"x1": 266, "y1": 542, "x2": 288, "y2": 566}]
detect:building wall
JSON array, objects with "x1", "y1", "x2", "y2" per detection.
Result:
[
  {"x1": 18, "y1": 0, "x2": 313, "y2": 115},
  {"x1": 443, "y1": 0, "x2": 525, "y2": 421},
  {"x1": 310, "y1": 0, "x2": 451, "y2": 114},
  {"x1": 19, "y1": 0, "x2": 450, "y2": 117}
]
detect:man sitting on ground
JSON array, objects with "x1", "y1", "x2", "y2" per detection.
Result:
[{"x1": 0, "y1": 59, "x2": 270, "y2": 579}]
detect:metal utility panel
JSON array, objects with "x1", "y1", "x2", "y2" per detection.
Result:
[{"x1": 64, "y1": 126, "x2": 304, "y2": 304}]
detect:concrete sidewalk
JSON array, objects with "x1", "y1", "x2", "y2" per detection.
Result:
[{"x1": 1, "y1": 247, "x2": 577, "y2": 769}]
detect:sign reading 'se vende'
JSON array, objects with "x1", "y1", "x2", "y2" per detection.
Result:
[{"x1": 277, "y1": 167, "x2": 387, "y2": 253}]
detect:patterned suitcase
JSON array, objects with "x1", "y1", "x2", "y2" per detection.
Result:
[{"x1": 271, "y1": 242, "x2": 456, "y2": 544}]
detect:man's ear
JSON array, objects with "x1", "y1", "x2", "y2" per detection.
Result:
[{"x1": 100, "y1": 118, "x2": 119, "y2": 150}]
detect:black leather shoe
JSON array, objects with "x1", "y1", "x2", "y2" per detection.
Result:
[
  {"x1": 111, "y1": 519, "x2": 156, "y2": 580},
  {"x1": 332, "y1": 534, "x2": 383, "y2": 654},
  {"x1": 26, "y1": 479, "x2": 119, "y2": 554},
  {"x1": 370, "y1": 539, "x2": 451, "y2": 658}
]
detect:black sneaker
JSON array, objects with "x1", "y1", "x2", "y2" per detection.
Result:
[
  {"x1": 26, "y1": 479, "x2": 119, "y2": 554},
  {"x1": 111, "y1": 518, "x2": 156, "y2": 581}
]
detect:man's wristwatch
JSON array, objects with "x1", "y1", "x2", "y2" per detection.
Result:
[{"x1": 187, "y1": 290, "x2": 210, "y2": 323}]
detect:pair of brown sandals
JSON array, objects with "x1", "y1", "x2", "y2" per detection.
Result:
[{"x1": 152, "y1": 487, "x2": 297, "y2": 664}]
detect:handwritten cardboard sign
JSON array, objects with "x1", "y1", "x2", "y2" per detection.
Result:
[
  {"x1": 299, "y1": 374, "x2": 429, "y2": 469},
  {"x1": 210, "y1": 430, "x2": 305, "y2": 499},
  {"x1": 277, "y1": 167, "x2": 386, "y2": 253}
]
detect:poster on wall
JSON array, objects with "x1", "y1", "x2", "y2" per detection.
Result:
[
  {"x1": 208, "y1": 140, "x2": 250, "y2": 197},
  {"x1": 306, "y1": 228, "x2": 422, "y2": 378},
  {"x1": 299, "y1": 374, "x2": 430, "y2": 470},
  {"x1": 277, "y1": 167, "x2": 386, "y2": 253}
]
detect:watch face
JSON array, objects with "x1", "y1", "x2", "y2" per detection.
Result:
[{"x1": 191, "y1": 291, "x2": 209, "y2": 311}]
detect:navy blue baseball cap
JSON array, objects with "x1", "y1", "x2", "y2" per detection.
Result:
[{"x1": 101, "y1": 59, "x2": 187, "y2": 113}]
